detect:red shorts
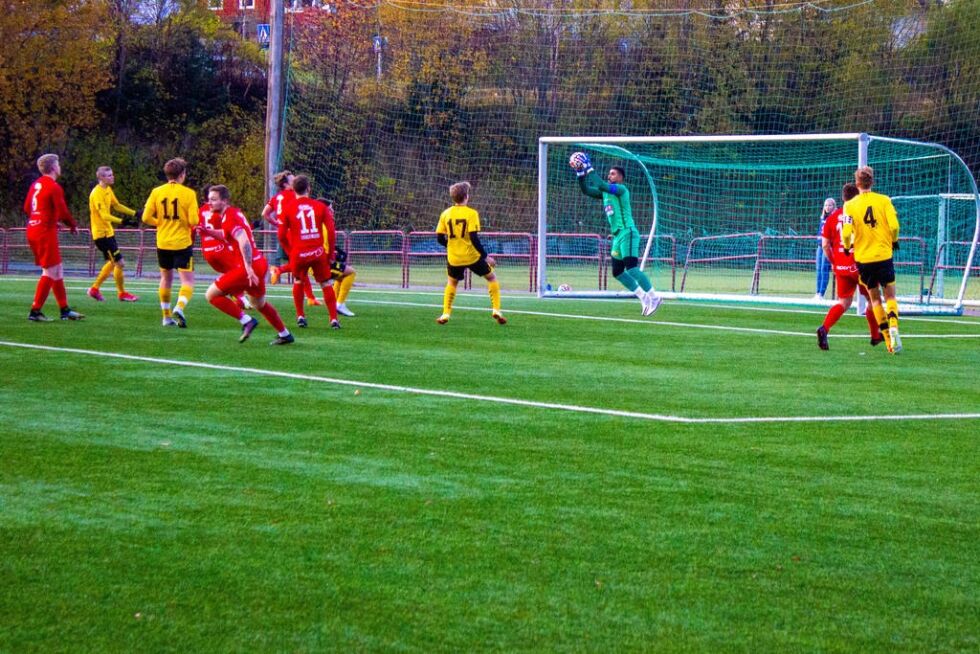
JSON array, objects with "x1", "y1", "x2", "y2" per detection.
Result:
[
  {"x1": 203, "y1": 247, "x2": 239, "y2": 275},
  {"x1": 292, "y1": 248, "x2": 331, "y2": 284},
  {"x1": 834, "y1": 269, "x2": 868, "y2": 300},
  {"x1": 27, "y1": 229, "x2": 61, "y2": 268},
  {"x1": 216, "y1": 257, "x2": 269, "y2": 297}
]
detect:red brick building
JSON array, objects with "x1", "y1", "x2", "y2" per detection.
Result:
[{"x1": 208, "y1": 0, "x2": 335, "y2": 41}]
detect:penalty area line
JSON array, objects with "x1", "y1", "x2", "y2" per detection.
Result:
[{"x1": 2, "y1": 340, "x2": 979, "y2": 425}]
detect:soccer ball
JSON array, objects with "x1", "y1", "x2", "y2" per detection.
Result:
[
  {"x1": 569, "y1": 152, "x2": 586, "y2": 170},
  {"x1": 557, "y1": 283, "x2": 571, "y2": 292}
]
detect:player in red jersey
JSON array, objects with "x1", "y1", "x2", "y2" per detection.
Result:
[
  {"x1": 816, "y1": 183, "x2": 883, "y2": 350},
  {"x1": 262, "y1": 170, "x2": 319, "y2": 305},
  {"x1": 199, "y1": 198, "x2": 250, "y2": 312},
  {"x1": 201, "y1": 186, "x2": 294, "y2": 345},
  {"x1": 23, "y1": 154, "x2": 84, "y2": 321},
  {"x1": 281, "y1": 175, "x2": 340, "y2": 329}
]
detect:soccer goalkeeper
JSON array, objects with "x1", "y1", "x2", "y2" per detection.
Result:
[{"x1": 570, "y1": 152, "x2": 660, "y2": 315}]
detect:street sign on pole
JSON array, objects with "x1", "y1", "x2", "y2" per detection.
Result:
[{"x1": 257, "y1": 23, "x2": 271, "y2": 48}]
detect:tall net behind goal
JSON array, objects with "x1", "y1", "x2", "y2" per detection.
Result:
[{"x1": 538, "y1": 134, "x2": 979, "y2": 312}]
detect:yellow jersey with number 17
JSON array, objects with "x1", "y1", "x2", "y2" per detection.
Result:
[
  {"x1": 841, "y1": 191, "x2": 899, "y2": 264},
  {"x1": 437, "y1": 205, "x2": 482, "y2": 267},
  {"x1": 143, "y1": 182, "x2": 200, "y2": 250}
]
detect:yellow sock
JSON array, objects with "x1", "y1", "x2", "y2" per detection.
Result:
[
  {"x1": 871, "y1": 302, "x2": 888, "y2": 336},
  {"x1": 337, "y1": 272, "x2": 355, "y2": 304},
  {"x1": 488, "y1": 279, "x2": 501, "y2": 311},
  {"x1": 175, "y1": 284, "x2": 193, "y2": 312},
  {"x1": 443, "y1": 283, "x2": 456, "y2": 315},
  {"x1": 885, "y1": 297, "x2": 899, "y2": 330},
  {"x1": 113, "y1": 265, "x2": 125, "y2": 294},
  {"x1": 93, "y1": 261, "x2": 113, "y2": 289},
  {"x1": 159, "y1": 287, "x2": 172, "y2": 318}
]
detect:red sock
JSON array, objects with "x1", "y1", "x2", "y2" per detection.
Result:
[
  {"x1": 865, "y1": 308, "x2": 881, "y2": 338},
  {"x1": 258, "y1": 302, "x2": 286, "y2": 332},
  {"x1": 322, "y1": 285, "x2": 338, "y2": 320},
  {"x1": 32, "y1": 276, "x2": 53, "y2": 310},
  {"x1": 278, "y1": 262, "x2": 293, "y2": 274},
  {"x1": 292, "y1": 283, "x2": 306, "y2": 318},
  {"x1": 822, "y1": 303, "x2": 846, "y2": 331},
  {"x1": 209, "y1": 295, "x2": 244, "y2": 319},
  {"x1": 51, "y1": 278, "x2": 68, "y2": 309},
  {"x1": 303, "y1": 276, "x2": 317, "y2": 301}
]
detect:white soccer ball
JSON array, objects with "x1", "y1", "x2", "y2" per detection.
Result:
[
  {"x1": 557, "y1": 283, "x2": 571, "y2": 292},
  {"x1": 569, "y1": 152, "x2": 586, "y2": 170}
]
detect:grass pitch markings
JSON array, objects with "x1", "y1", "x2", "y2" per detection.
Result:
[{"x1": 3, "y1": 340, "x2": 979, "y2": 425}]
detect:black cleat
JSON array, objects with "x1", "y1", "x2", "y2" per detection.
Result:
[
  {"x1": 270, "y1": 333, "x2": 295, "y2": 345},
  {"x1": 239, "y1": 317, "x2": 260, "y2": 343},
  {"x1": 28, "y1": 309, "x2": 53, "y2": 322},
  {"x1": 330, "y1": 319, "x2": 341, "y2": 330},
  {"x1": 173, "y1": 308, "x2": 187, "y2": 328},
  {"x1": 816, "y1": 325, "x2": 829, "y2": 350},
  {"x1": 870, "y1": 334, "x2": 885, "y2": 347},
  {"x1": 60, "y1": 307, "x2": 85, "y2": 321},
  {"x1": 296, "y1": 316, "x2": 308, "y2": 328}
]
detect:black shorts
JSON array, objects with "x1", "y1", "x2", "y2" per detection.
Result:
[
  {"x1": 157, "y1": 246, "x2": 194, "y2": 271},
  {"x1": 857, "y1": 258, "x2": 896, "y2": 289},
  {"x1": 447, "y1": 257, "x2": 492, "y2": 281},
  {"x1": 94, "y1": 236, "x2": 123, "y2": 262},
  {"x1": 330, "y1": 260, "x2": 346, "y2": 279}
]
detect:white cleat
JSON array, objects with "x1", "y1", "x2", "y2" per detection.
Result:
[
  {"x1": 889, "y1": 327, "x2": 902, "y2": 354},
  {"x1": 813, "y1": 293, "x2": 825, "y2": 301},
  {"x1": 336, "y1": 303, "x2": 355, "y2": 317},
  {"x1": 642, "y1": 292, "x2": 662, "y2": 316},
  {"x1": 162, "y1": 317, "x2": 177, "y2": 327}
]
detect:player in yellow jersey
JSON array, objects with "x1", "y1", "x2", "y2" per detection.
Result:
[
  {"x1": 841, "y1": 166, "x2": 903, "y2": 353},
  {"x1": 317, "y1": 198, "x2": 357, "y2": 317},
  {"x1": 87, "y1": 167, "x2": 140, "y2": 303},
  {"x1": 142, "y1": 158, "x2": 200, "y2": 328},
  {"x1": 435, "y1": 181, "x2": 506, "y2": 325}
]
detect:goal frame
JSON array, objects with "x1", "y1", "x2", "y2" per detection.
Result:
[{"x1": 537, "y1": 133, "x2": 980, "y2": 314}]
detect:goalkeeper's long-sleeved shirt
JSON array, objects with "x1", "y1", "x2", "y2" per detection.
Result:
[
  {"x1": 578, "y1": 169, "x2": 636, "y2": 235},
  {"x1": 89, "y1": 184, "x2": 136, "y2": 239}
]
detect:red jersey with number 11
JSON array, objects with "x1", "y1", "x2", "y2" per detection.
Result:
[{"x1": 285, "y1": 197, "x2": 335, "y2": 260}]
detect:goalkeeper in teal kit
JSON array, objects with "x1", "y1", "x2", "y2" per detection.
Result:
[{"x1": 570, "y1": 152, "x2": 661, "y2": 315}]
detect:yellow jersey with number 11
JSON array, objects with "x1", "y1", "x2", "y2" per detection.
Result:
[{"x1": 143, "y1": 182, "x2": 200, "y2": 250}]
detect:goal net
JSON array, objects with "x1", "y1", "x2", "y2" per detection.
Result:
[{"x1": 538, "y1": 134, "x2": 980, "y2": 313}]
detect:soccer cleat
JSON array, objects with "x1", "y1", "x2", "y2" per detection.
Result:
[
  {"x1": 239, "y1": 316, "x2": 260, "y2": 343},
  {"x1": 436, "y1": 313, "x2": 450, "y2": 324},
  {"x1": 870, "y1": 334, "x2": 885, "y2": 347},
  {"x1": 118, "y1": 292, "x2": 139, "y2": 302},
  {"x1": 162, "y1": 317, "x2": 177, "y2": 327},
  {"x1": 330, "y1": 319, "x2": 341, "y2": 330},
  {"x1": 270, "y1": 266, "x2": 282, "y2": 285},
  {"x1": 816, "y1": 325, "x2": 829, "y2": 350},
  {"x1": 889, "y1": 327, "x2": 902, "y2": 354},
  {"x1": 492, "y1": 310, "x2": 507, "y2": 325},
  {"x1": 60, "y1": 307, "x2": 85, "y2": 321},
  {"x1": 87, "y1": 287, "x2": 105, "y2": 302},
  {"x1": 270, "y1": 333, "x2": 295, "y2": 345},
  {"x1": 28, "y1": 309, "x2": 53, "y2": 322},
  {"x1": 297, "y1": 316, "x2": 308, "y2": 328},
  {"x1": 173, "y1": 308, "x2": 187, "y2": 328},
  {"x1": 306, "y1": 297, "x2": 323, "y2": 307},
  {"x1": 642, "y1": 292, "x2": 662, "y2": 317},
  {"x1": 336, "y1": 303, "x2": 355, "y2": 317}
]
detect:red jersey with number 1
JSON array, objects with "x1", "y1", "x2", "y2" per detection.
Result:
[
  {"x1": 285, "y1": 197, "x2": 335, "y2": 260},
  {"x1": 821, "y1": 208, "x2": 858, "y2": 275},
  {"x1": 220, "y1": 206, "x2": 264, "y2": 266},
  {"x1": 24, "y1": 176, "x2": 76, "y2": 235}
]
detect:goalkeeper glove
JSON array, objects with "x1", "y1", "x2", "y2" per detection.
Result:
[
  {"x1": 571, "y1": 152, "x2": 594, "y2": 177},
  {"x1": 892, "y1": 241, "x2": 900, "y2": 251}
]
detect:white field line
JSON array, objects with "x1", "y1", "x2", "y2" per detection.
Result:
[
  {"x1": 3, "y1": 277, "x2": 980, "y2": 338},
  {"x1": 2, "y1": 340, "x2": 979, "y2": 425}
]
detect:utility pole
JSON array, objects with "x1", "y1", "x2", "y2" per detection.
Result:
[{"x1": 265, "y1": 0, "x2": 285, "y2": 202}]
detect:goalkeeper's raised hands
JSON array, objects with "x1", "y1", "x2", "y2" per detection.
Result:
[{"x1": 569, "y1": 151, "x2": 594, "y2": 177}]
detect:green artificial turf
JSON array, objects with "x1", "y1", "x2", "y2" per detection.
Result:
[{"x1": 0, "y1": 277, "x2": 977, "y2": 652}]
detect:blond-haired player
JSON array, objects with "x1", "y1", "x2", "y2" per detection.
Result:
[
  {"x1": 87, "y1": 166, "x2": 139, "y2": 303},
  {"x1": 841, "y1": 166, "x2": 902, "y2": 353}
]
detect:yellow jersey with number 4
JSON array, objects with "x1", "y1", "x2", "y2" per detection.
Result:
[
  {"x1": 437, "y1": 205, "x2": 482, "y2": 266},
  {"x1": 841, "y1": 191, "x2": 900, "y2": 264},
  {"x1": 143, "y1": 182, "x2": 200, "y2": 250}
]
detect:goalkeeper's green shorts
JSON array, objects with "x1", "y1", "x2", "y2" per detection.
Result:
[{"x1": 611, "y1": 228, "x2": 641, "y2": 260}]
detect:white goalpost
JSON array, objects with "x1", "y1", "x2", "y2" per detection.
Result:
[{"x1": 537, "y1": 133, "x2": 980, "y2": 315}]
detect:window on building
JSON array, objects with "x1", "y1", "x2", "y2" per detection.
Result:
[
  {"x1": 208, "y1": 0, "x2": 222, "y2": 8},
  {"x1": 239, "y1": 0, "x2": 255, "y2": 9}
]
